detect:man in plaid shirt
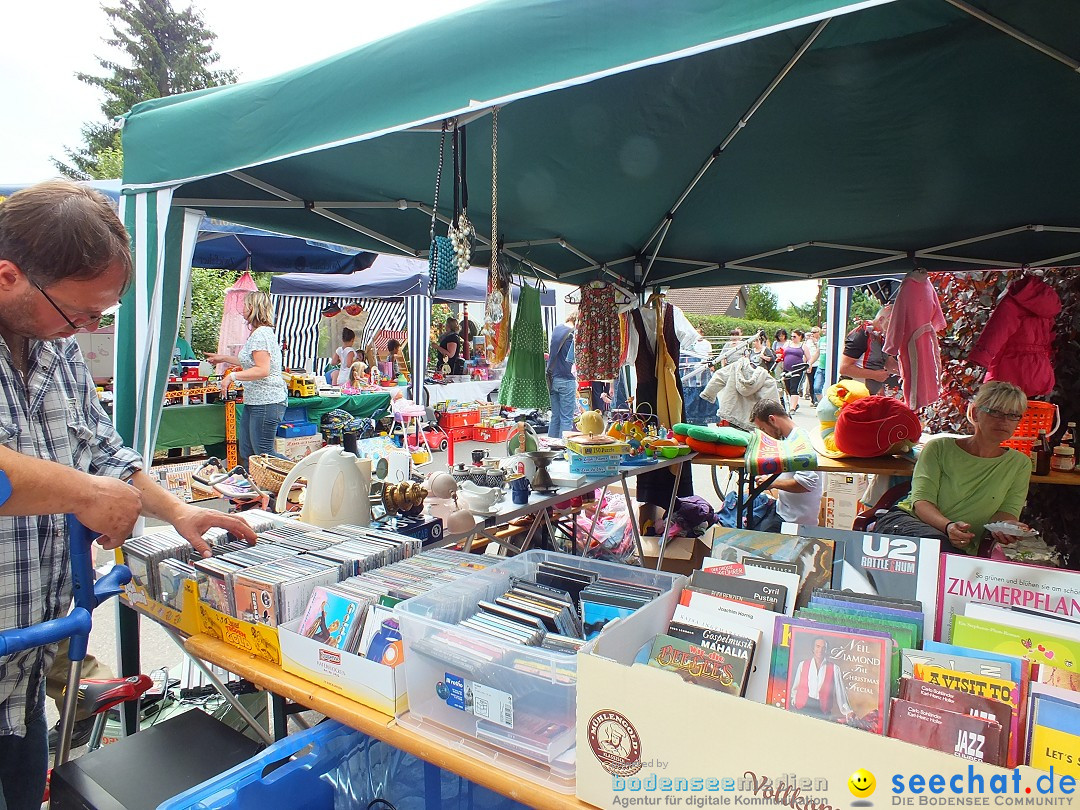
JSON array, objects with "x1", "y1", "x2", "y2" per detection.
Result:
[{"x1": 0, "y1": 181, "x2": 256, "y2": 809}]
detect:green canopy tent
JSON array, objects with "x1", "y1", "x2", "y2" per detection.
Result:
[{"x1": 118, "y1": 0, "x2": 1080, "y2": 462}]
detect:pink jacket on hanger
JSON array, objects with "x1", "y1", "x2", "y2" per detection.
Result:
[
  {"x1": 969, "y1": 275, "x2": 1060, "y2": 397},
  {"x1": 883, "y1": 273, "x2": 946, "y2": 410}
]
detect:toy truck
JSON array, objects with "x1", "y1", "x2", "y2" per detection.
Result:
[{"x1": 283, "y1": 370, "x2": 318, "y2": 398}]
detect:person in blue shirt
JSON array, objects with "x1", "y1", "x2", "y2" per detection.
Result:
[{"x1": 546, "y1": 312, "x2": 577, "y2": 439}]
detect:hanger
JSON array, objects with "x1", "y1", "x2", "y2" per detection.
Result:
[{"x1": 564, "y1": 280, "x2": 632, "y2": 305}]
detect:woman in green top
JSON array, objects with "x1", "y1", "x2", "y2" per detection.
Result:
[{"x1": 874, "y1": 381, "x2": 1032, "y2": 555}]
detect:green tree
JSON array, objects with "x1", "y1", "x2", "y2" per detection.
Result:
[
  {"x1": 184, "y1": 270, "x2": 272, "y2": 357},
  {"x1": 55, "y1": 0, "x2": 236, "y2": 179},
  {"x1": 847, "y1": 288, "x2": 881, "y2": 331},
  {"x1": 745, "y1": 284, "x2": 781, "y2": 321}
]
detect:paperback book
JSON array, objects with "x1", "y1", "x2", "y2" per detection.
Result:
[
  {"x1": 706, "y1": 526, "x2": 834, "y2": 608},
  {"x1": 937, "y1": 554, "x2": 1080, "y2": 643}
]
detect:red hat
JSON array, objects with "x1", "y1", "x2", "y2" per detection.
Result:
[{"x1": 833, "y1": 396, "x2": 921, "y2": 457}]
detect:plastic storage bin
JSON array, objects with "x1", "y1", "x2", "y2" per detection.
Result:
[
  {"x1": 159, "y1": 719, "x2": 531, "y2": 810},
  {"x1": 281, "y1": 406, "x2": 308, "y2": 423},
  {"x1": 394, "y1": 550, "x2": 681, "y2": 790},
  {"x1": 276, "y1": 421, "x2": 317, "y2": 438}
]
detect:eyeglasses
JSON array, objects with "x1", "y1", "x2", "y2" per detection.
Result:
[
  {"x1": 29, "y1": 277, "x2": 106, "y2": 330},
  {"x1": 978, "y1": 406, "x2": 1024, "y2": 422}
]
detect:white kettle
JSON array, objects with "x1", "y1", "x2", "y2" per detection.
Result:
[{"x1": 275, "y1": 446, "x2": 373, "y2": 528}]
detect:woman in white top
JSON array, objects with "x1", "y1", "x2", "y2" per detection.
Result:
[
  {"x1": 333, "y1": 328, "x2": 358, "y2": 385},
  {"x1": 207, "y1": 291, "x2": 289, "y2": 463}
]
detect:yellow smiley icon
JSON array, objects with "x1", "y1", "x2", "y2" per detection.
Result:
[{"x1": 848, "y1": 769, "x2": 876, "y2": 798}]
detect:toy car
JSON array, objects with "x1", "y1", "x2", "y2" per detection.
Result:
[{"x1": 406, "y1": 422, "x2": 449, "y2": 452}]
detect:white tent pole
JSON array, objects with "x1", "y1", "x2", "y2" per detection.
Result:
[{"x1": 825, "y1": 284, "x2": 851, "y2": 389}]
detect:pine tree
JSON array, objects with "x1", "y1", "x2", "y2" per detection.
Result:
[{"x1": 54, "y1": 0, "x2": 235, "y2": 179}]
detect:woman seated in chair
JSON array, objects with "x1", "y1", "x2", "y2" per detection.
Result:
[{"x1": 874, "y1": 381, "x2": 1032, "y2": 555}]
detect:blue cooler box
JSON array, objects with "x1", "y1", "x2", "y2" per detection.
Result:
[{"x1": 159, "y1": 720, "x2": 529, "y2": 810}]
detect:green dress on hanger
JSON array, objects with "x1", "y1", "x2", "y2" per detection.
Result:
[{"x1": 498, "y1": 284, "x2": 551, "y2": 411}]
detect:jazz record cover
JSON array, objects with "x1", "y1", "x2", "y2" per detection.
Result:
[{"x1": 887, "y1": 698, "x2": 1002, "y2": 763}]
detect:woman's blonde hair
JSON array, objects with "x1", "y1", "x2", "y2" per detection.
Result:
[
  {"x1": 243, "y1": 291, "x2": 274, "y2": 328},
  {"x1": 972, "y1": 380, "x2": 1027, "y2": 417}
]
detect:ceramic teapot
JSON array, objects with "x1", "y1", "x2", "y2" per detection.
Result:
[{"x1": 276, "y1": 445, "x2": 372, "y2": 528}]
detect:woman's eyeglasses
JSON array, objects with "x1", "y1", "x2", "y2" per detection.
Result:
[{"x1": 978, "y1": 406, "x2": 1024, "y2": 422}]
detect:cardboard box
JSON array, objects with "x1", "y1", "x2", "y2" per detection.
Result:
[
  {"x1": 565, "y1": 438, "x2": 628, "y2": 457},
  {"x1": 119, "y1": 573, "x2": 201, "y2": 637},
  {"x1": 278, "y1": 618, "x2": 408, "y2": 716},
  {"x1": 198, "y1": 601, "x2": 281, "y2": 664},
  {"x1": 273, "y1": 434, "x2": 324, "y2": 461},
  {"x1": 638, "y1": 534, "x2": 708, "y2": 576},
  {"x1": 575, "y1": 594, "x2": 1034, "y2": 810}
]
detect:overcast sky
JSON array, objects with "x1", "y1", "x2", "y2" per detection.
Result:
[{"x1": 0, "y1": 0, "x2": 816, "y2": 307}]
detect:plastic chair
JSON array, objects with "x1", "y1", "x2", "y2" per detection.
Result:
[{"x1": 851, "y1": 481, "x2": 912, "y2": 532}]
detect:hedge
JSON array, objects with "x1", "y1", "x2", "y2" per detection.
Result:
[{"x1": 684, "y1": 313, "x2": 817, "y2": 339}]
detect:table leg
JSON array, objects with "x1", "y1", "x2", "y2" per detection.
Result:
[
  {"x1": 656, "y1": 461, "x2": 685, "y2": 571},
  {"x1": 269, "y1": 693, "x2": 289, "y2": 741},
  {"x1": 161, "y1": 627, "x2": 274, "y2": 745},
  {"x1": 116, "y1": 602, "x2": 141, "y2": 737},
  {"x1": 618, "y1": 475, "x2": 646, "y2": 564},
  {"x1": 735, "y1": 468, "x2": 746, "y2": 528},
  {"x1": 581, "y1": 485, "x2": 608, "y2": 556},
  {"x1": 745, "y1": 473, "x2": 780, "y2": 530}
]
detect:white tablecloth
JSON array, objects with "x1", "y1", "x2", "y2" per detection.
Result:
[{"x1": 424, "y1": 379, "x2": 501, "y2": 407}]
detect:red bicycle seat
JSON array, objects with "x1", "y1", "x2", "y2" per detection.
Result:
[{"x1": 71, "y1": 675, "x2": 155, "y2": 717}]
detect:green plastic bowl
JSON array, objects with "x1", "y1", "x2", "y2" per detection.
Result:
[
  {"x1": 676, "y1": 445, "x2": 692, "y2": 456},
  {"x1": 659, "y1": 446, "x2": 680, "y2": 459}
]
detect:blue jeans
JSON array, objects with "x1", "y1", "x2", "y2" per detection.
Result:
[
  {"x1": 812, "y1": 367, "x2": 826, "y2": 401},
  {"x1": 0, "y1": 685, "x2": 48, "y2": 810},
  {"x1": 239, "y1": 401, "x2": 287, "y2": 463},
  {"x1": 548, "y1": 378, "x2": 577, "y2": 439}
]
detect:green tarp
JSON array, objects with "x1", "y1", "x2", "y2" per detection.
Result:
[{"x1": 117, "y1": 0, "x2": 1080, "y2": 458}]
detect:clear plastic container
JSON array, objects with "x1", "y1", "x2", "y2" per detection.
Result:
[{"x1": 394, "y1": 550, "x2": 681, "y2": 787}]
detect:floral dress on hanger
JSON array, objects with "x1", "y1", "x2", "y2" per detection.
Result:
[
  {"x1": 575, "y1": 283, "x2": 621, "y2": 381},
  {"x1": 498, "y1": 284, "x2": 551, "y2": 411}
]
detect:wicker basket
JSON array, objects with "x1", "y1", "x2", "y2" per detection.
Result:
[{"x1": 248, "y1": 454, "x2": 298, "y2": 493}]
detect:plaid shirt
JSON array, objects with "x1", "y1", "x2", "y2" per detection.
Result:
[{"x1": 0, "y1": 337, "x2": 141, "y2": 737}]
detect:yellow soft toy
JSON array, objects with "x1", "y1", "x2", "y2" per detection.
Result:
[
  {"x1": 577, "y1": 409, "x2": 606, "y2": 436},
  {"x1": 814, "y1": 380, "x2": 870, "y2": 457}
]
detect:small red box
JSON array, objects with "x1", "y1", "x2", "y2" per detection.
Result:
[
  {"x1": 474, "y1": 425, "x2": 511, "y2": 443},
  {"x1": 437, "y1": 408, "x2": 481, "y2": 429},
  {"x1": 444, "y1": 426, "x2": 475, "y2": 442}
]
